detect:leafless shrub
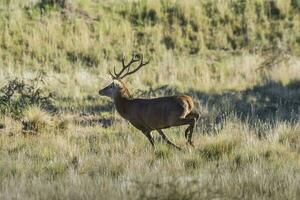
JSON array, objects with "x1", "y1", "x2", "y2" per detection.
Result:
[{"x1": 0, "y1": 75, "x2": 53, "y2": 118}]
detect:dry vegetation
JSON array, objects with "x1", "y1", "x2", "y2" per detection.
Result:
[{"x1": 0, "y1": 0, "x2": 300, "y2": 199}]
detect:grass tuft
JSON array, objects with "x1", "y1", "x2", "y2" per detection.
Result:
[
  {"x1": 154, "y1": 144, "x2": 172, "y2": 159},
  {"x1": 278, "y1": 129, "x2": 300, "y2": 152},
  {"x1": 52, "y1": 114, "x2": 71, "y2": 132},
  {"x1": 22, "y1": 106, "x2": 52, "y2": 134},
  {"x1": 183, "y1": 154, "x2": 203, "y2": 170},
  {"x1": 198, "y1": 133, "x2": 242, "y2": 161}
]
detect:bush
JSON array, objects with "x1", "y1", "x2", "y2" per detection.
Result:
[
  {"x1": 37, "y1": 0, "x2": 68, "y2": 10},
  {"x1": 0, "y1": 77, "x2": 53, "y2": 119}
]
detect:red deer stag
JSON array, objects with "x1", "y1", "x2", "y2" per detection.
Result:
[{"x1": 99, "y1": 54, "x2": 199, "y2": 150}]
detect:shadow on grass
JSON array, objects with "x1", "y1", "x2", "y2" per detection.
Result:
[
  {"x1": 76, "y1": 103, "x2": 116, "y2": 128},
  {"x1": 74, "y1": 115, "x2": 116, "y2": 128},
  {"x1": 57, "y1": 96, "x2": 114, "y2": 114},
  {"x1": 55, "y1": 96, "x2": 115, "y2": 128},
  {"x1": 134, "y1": 80, "x2": 300, "y2": 125},
  {"x1": 191, "y1": 80, "x2": 300, "y2": 123}
]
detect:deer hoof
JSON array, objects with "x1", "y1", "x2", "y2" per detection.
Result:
[{"x1": 188, "y1": 141, "x2": 195, "y2": 148}]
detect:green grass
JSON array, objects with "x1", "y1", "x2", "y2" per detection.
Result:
[{"x1": 0, "y1": 0, "x2": 300, "y2": 199}]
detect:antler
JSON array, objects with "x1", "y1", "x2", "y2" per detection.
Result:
[{"x1": 109, "y1": 53, "x2": 150, "y2": 79}]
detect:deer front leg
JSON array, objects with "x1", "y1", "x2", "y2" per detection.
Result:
[
  {"x1": 157, "y1": 129, "x2": 182, "y2": 151},
  {"x1": 141, "y1": 131, "x2": 155, "y2": 149},
  {"x1": 129, "y1": 120, "x2": 155, "y2": 149}
]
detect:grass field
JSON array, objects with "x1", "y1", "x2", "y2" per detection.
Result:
[{"x1": 0, "y1": 0, "x2": 300, "y2": 199}]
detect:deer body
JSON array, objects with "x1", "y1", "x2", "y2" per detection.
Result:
[
  {"x1": 116, "y1": 92, "x2": 194, "y2": 130},
  {"x1": 99, "y1": 55, "x2": 199, "y2": 150}
]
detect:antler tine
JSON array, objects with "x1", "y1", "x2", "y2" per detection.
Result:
[
  {"x1": 113, "y1": 67, "x2": 118, "y2": 77},
  {"x1": 108, "y1": 66, "x2": 119, "y2": 79},
  {"x1": 108, "y1": 69, "x2": 115, "y2": 78},
  {"x1": 119, "y1": 54, "x2": 150, "y2": 79},
  {"x1": 111, "y1": 54, "x2": 139, "y2": 79}
]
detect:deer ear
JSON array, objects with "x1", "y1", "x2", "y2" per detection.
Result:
[
  {"x1": 113, "y1": 80, "x2": 123, "y2": 88},
  {"x1": 112, "y1": 80, "x2": 117, "y2": 86}
]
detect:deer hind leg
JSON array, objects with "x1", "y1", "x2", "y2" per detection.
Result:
[
  {"x1": 184, "y1": 111, "x2": 200, "y2": 147},
  {"x1": 167, "y1": 117, "x2": 195, "y2": 146},
  {"x1": 184, "y1": 127, "x2": 191, "y2": 140},
  {"x1": 157, "y1": 129, "x2": 182, "y2": 151}
]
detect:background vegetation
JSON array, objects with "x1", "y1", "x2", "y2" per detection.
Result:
[{"x1": 0, "y1": 0, "x2": 299, "y2": 199}]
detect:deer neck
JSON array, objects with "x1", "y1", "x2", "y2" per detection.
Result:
[{"x1": 113, "y1": 88, "x2": 132, "y2": 119}]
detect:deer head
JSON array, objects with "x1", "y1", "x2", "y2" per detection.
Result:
[{"x1": 99, "y1": 54, "x2": 149, "y2": 99}]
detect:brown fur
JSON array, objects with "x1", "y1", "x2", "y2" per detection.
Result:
[{"x1": 99, "y1": 79, "x2": 199, "y2": 150}]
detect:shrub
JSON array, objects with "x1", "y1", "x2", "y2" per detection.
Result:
[
  {"x1": 37, "y1": 0, "x2": 68, "y2": 10},
  {"x1": 161, "y1": 35, "x2": 176, "y2": 50},
  {"x1": 0, "y1": 77, "x2": 53, "y2": 119}
]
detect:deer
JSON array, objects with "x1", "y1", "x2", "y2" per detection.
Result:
[{"x1": 98, "y1": 54, "x2": 199, "y2": 150}]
